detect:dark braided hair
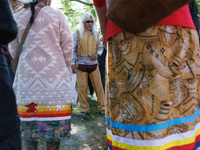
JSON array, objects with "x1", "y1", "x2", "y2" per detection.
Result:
[{"x1": 30, "y1": 1, "x2": 38, "y2": 24}]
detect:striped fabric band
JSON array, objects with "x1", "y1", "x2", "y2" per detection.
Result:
[
  {"x1": 107, "y1": 122, "x2": 200, "y2": 150},
  {"x1": 106, "y1": 109, "x2": 200, "y2": 150},
  {"x1": 18, "y1": 103, "x2": 71, "y2": 121},
  {"x1": 106, "y1": 108, "x2": 200, "y2": 132}
]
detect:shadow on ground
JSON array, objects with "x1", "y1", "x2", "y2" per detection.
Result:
[
  {"x1": 61, "y1": 98, "x2": 108, "y2": 150},
  {"x1": 22, "y1": 96, "x2": 108, "y2": 150}
]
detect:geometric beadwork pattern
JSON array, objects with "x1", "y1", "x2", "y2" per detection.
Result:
[{"x1": 9, "y1": 6, "x2": 74, "y2": 105}]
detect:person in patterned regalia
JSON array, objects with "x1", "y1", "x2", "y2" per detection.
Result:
[
  {"x1": 93, "y1": 0, "x2": 200, "y2": 149},
  {"x1": 9, "y1": 0, "x2": 73, "y2": 149},
  {"x1": 71, "y1": 12, "x2": 105, "y2": 116}
]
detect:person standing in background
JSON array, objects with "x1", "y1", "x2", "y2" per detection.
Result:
[
  {"x1": 9, "y1": 0, "x2": 73, "y2": 149},
  {"x1": 94, "y1": 0, "x2": 200, "y2": 149},
  {"x1": 71, "y1": 12, "x2": 105, "y2": 116}
]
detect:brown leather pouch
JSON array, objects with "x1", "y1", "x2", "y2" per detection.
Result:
[{"x1": 107, "y1": 0, "x2": 192, "y2": 33}]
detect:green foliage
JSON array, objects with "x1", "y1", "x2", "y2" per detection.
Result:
[
  {"x1": 196, "y1": 0, "x2": 200, "y2": 13},
  {"x1": 61, "y1": 0, "x2": 96, "y2": 33}
]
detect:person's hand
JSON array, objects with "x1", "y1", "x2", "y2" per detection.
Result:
[
  {"x1": 91, "y1": 54, "x2": 98, "y2": 60},
  {"x1": 71, "y1": 65, "x2": 78, "y2": 73}
]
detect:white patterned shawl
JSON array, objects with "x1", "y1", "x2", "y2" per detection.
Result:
[{"x1": 9, "y1": 5, "x2": 74, "y2": 105}]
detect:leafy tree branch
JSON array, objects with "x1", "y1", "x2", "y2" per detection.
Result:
[
  {"x1": 70, "y1": 0, "x2": 93, "y2": 6},
  {"x1": 61, "y1": 0, "x2": 96, "y2": 32}
]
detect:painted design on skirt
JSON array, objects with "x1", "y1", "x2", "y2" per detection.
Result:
[{"x1": 106, "y1": 25, "x2": 200, "y2": 149}]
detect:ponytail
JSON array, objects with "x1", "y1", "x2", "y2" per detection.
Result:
[{"x1": 30, "y1": 1, "x2": 38, "y2": 24}]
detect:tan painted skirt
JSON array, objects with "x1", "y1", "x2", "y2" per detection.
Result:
[{"x1": 106, "y1": 26, "x2": 200, "y2": 150}]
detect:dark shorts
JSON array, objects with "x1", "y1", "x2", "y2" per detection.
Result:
[{"x1": 78, "y1": 64, "x2": 97, "y2": 74}]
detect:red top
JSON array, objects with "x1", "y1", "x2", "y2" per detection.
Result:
[{"x1": 93, "y1": 0, "x2": 196, "y2": 39}]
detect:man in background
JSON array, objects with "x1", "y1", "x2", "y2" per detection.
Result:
[{"x1": 71, "y1": 12, "x2": 105, "y2": 116}]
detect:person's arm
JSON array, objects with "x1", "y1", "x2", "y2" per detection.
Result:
[
  {"x1": 58, "y1": 11, "x2": 73, "y2": 77},
  {"x1": 93, "y1": 0, "x2": 107, "y2": 47},
  {"x1": 91, "y1": 34, "x2": 104, "y2": 61},
  {"x1": 97, "y1": 40, "x2": 104, "y2": 56},
  {"x1": 8, "y1": 34, "x2": 19, "y2": 59},
  {"x1": 71, "y1": 31, "x2": 78, "y2": 73}
]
